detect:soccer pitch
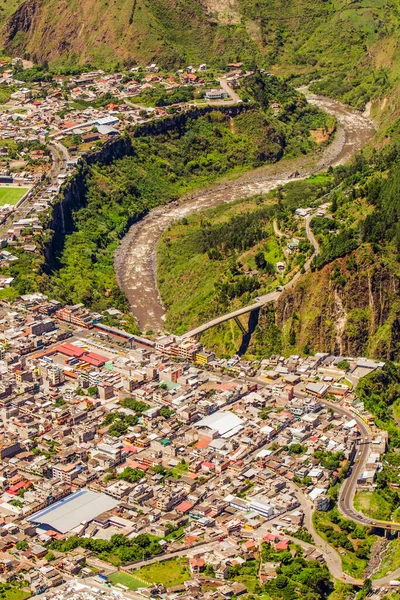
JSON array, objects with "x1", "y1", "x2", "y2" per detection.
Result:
[{"x1": 0, "y1": 187, "x2": 29, "y2": 206}]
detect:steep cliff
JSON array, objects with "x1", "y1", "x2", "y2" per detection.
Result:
[{"x1": 249, "y1": 248, "x2": 400, "y2": 360}]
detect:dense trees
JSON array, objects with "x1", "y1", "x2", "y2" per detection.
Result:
[
  {"x1": 260, "y1": 543, "x2": 332, "y2": 600},
  {"x1": 51, "y1": 533, "x2": 162, "y2": 565}
]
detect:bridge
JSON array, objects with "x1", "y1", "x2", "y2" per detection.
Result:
[{"x1": 182, "y1": 214, "x2": 320, "y2": 339}]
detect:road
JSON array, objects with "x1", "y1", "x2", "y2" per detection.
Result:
[
  {"x1": 318, "y1": 399, "x2": 400, "y2": 532},
  {"x1": 219, "y1": 77, "x2": 242, "y2": 102},
  {"x1": 115, "y1": 91, "x2": 374, "y2": 334},
  {"x1": 305, "y1": 213, "x2": 320, "y2": 255},
  {"x1": 124, "y1": 538, "x2": 224, "y2": 571}
]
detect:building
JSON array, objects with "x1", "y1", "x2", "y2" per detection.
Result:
[{"x1": 205, "y1": 89, "x2": 229, "y2": 100}]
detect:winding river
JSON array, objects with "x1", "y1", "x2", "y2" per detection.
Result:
[{"x1": 114, "y1": 91, "x2": 375, "y2": 334}]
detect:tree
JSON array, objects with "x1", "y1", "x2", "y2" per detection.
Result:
[
  {"x1": 16, "y1": 541, "x2": 28, "y2": 551},
  {"x1": 337, "y1": 360, "x2": 350, "y2": 371},
  {"x1": 255, "y1": 251, "x2": 267, "y2": 270},
  {"x1": 45, "y1": 552, "x2": 55, "y2": 562},
  {"x1": 288, "y1": 443, "x2": 306, "y2": 455},
  {"x1": 204, "y1": 564, "x2": 215, "y2": 577},
  {"x1": 275, "y1": 574, "x2": 289, "y2": 588}
]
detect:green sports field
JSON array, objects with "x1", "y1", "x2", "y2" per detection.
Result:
[{"x1": 0, "y1": 187, "x2": 29, "y2": 206}]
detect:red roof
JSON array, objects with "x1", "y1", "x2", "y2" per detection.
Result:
[
  {"x1": 189, "y1": 557, "x2": 205, "y2": 566},
  {"x1": 201, "y1": 461, "x2": 214, "y2": 470},
  {"x1": 275, "y1": 540, "x2": 289, "y2": 551},
  {"x1": 126, "y1": 460, "x2": 148, "y2": 471},
  {"x1": 57, "y1": 343, "x2": 87, "y2": 358},
  {"x1": 175, "y1": 500, "x2": 194, "y2": 513},
  {"x1": 84, "y1": 352, "x2": 107, "y2": 367},
  {"x1": 195, "y1": 438, "x2": 211, "y2": 449},
  {"x1": 7, "y1": 481, "x2": 31, "y2": 495}
]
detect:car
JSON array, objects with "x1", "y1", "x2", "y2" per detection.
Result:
[
  {"x1": 276, "y1": 286, "x2": 284, "y2": 292},
  {"x1": 255, "y1": 297, "x2": 261, "y2": 302}
]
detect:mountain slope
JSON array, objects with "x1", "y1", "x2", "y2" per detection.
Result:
[
  {"x1": 1, "y1": 0, "x2": 261, "y2": 70},
  {"x1": 2, "y1": 0, "x2": 400, "y2": 110}
]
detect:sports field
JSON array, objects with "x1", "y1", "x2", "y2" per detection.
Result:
[{"x1": 0, "y1": 187, "x2": 29, "y2": 206}]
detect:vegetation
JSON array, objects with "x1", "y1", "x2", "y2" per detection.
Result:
[
  {"x1": 50, "y1": 533, "x2": 163, "y2": 566},
  {"x1": 313, "y1": 507, "x2": 374, "y2": 578},
  {"x1": 260, "y1": 543, "x2": 332, "y2": 599},
  {"x1": 101, "y1": 412, "x2": 138, "y2": 437},
  {"x1": 313, "y1": 450, "x2": 345, "y2": 472},
  {"x1": 356, "y1": 362, "x2": 400, "y2": 446},
  {"x1": 37, "y1": 78, "x2": 331, "y2": 315},
  {"x1": 4, "y1": 0, "x2": 400, "y2": 115},
  {"x1": 133, "y1": 558, "x2": 190, "y2": 587},
  {"x1": 107, "y1": 572, "x2": 147, "y2": 590},
  {"x1": 0, "y1": 586, "x2": 29, "y2": 600},
  {"x1": 131, "y1": 85, "x2": 201, "y2": 107},
  {"x1": 354, "y1": 491, "x2": 396, "y2": 523},
  {"x1": 372, "y1": 538, "x2": 400, "y2": 580},
  {"x1": 0, "y1": 187, "x2": 28, "y2": 206},
  {"x1": 157, "y1": 174, "x2": 330, "y2": 348}
]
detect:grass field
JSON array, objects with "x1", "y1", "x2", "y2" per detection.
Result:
[
  {"x1": 134, "y1": 558, "x2": 190, "y2": 587},
  {"x1": 108, "y1": 571, "x2": 148, "y2": 590},
  {"x1": 354, "y1": 490, "x2": 393, "y2": 521},
  {"x1": 0, "y1": 187, "x2": 29, "y2": 206},
  {"x1": 0, "y1": 584, "x2": 30, "y2": 600}
]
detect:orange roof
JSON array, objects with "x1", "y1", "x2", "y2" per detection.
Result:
[{"x1": 195, "y1": 438, "x2": 210, "y2": 449}]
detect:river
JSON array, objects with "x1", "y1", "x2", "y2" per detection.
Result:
[{"x1": 114, "y1": 92, "x2": 375, "y2": 334}]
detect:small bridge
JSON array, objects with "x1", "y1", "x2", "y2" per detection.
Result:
[{"x1": 181, "y1": 291, "x2": 280, "y2": 339}]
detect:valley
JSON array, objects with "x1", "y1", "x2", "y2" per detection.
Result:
[
  {"x1": 114, "y1": 91, "x2": 374, "y2": 335},
  {"x1": 0, "y1": 3, "x2": 399, "y2": 599}
]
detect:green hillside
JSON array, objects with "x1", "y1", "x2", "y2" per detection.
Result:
[{"x1": 2, "y1": 0, "x2": 400, "y2": 108}]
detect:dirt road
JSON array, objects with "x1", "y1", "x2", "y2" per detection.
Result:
[{"x1": 114, "y1": 92, "x2": 375, "y2": 334}]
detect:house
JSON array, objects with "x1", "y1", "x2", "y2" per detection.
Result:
[
  {"x1": 205, "y1": 89, "x2": 229, "y2": 101},
  {"x1": 182, "y1": 73, "x2": 198, "y2": 84},
  {"x1": 189, "y1": 557, "x2": 205, "y2": 573}
]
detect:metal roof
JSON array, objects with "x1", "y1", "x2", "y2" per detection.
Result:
[{"x1": 28, "y1": 488, "x2": 119, "y2": 534}]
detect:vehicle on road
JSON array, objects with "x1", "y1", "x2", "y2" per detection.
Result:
[{"x1": 276, "y1": 286, "x2": 284, "y2": 292}]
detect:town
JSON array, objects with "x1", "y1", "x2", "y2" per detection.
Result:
[
  {"x1": 0, "y1": 290, "x2": 396, "y2": 599},
  {"x1": 0, "y1": 58, "x2": 398, "y2": 600},
  {"x1": 0, "y1": 57, "x2": 247, "y2": 272}
]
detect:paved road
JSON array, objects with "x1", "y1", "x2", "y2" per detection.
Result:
[
  {"x1": 124, "y1": 538, "x2": 224, "y2": 571},
  {"x1": 219, "y1": 77, "x2": 242, "y2": 102},
  {"x1": 305, "y1": 213, "x2": 320, "y2": 255},
  {"x1": 318, "y1": 399, "x2": 400, "y2": 532}
]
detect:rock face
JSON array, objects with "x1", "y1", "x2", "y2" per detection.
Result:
[
  {"x1": 253, "y1": 250, "x2": 400, "y2": 360},
  {"x1": 2, "y1": 0, "x2": 38, "y2": 40}
]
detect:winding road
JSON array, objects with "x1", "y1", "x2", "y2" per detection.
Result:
[{"x1": 114, "y1": 91, "x2": 375, "y2": 334}]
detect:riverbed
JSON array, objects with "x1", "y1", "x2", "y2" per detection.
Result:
[{"x1": 114, "y1": 92, "x2": 375, "y2": 334}]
